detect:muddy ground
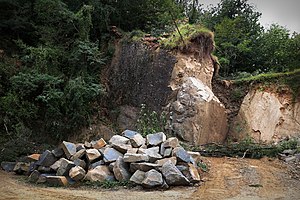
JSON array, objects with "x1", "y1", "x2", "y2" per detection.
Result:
[{"x1": 0, "y1": 157, "x2": 299, "y2": 200}]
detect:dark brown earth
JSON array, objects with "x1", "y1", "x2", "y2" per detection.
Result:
[{"x1": 1, "y1": 157, "x2": 299, "y2": 200}]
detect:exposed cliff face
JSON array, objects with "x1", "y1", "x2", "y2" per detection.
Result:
[
  {"x1": 168, "y1": 77, "x2": 228, "y2": 144},
  {"x1": 106, "y1": 34, "x2": 228, "y2": 145},
  {"x1": 230, "y1": 88, "x2": 300, "y2": 143},
  {"x1": 107, "y1": 42, "x2": 176, "y2": 112}
]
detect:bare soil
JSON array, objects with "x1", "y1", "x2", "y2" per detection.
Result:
[{"x1": 0, "y1": 157, "x2": 299, "y2": 200}]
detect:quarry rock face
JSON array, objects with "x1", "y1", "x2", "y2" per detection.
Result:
[
  {"x1": 168, "y1": 77, "x2": 228, "y2": 145},
  {"x1": 231, "y1": 90, "x2": 300, "y2": 142},
  {"x1": 107, "y1": 39, "x2": 228, "y2": 145}
]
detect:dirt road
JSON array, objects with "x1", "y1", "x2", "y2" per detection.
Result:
[{"x1": 1, "y1": 157, "x2": 299, "y2": 200}]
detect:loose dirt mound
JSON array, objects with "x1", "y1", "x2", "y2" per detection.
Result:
[{"x1": 0, "y1": 157, "x2": 299, "y2": 200}]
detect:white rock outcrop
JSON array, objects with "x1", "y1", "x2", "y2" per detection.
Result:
[
  {"x1": 231, "y1": 90, "x2": 300, "y2": 142},
  {"x1": 168, "y1": 77, "x2": 228, "y2": 145}
]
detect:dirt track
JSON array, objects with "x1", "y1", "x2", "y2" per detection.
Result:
[{"x1": 1, "y1": 157, "x2": 299, "y2": 200}]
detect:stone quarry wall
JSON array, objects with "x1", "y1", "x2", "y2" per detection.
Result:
[
  {"x1": 230, "y1": 88, "x2": 300, "y2": 143},
  {"x1": 107, "y1": 42, "x2": 176, "y2": 112},
  {"x1": 107, "y1": 36, "x2": 228, "y2": 145}
]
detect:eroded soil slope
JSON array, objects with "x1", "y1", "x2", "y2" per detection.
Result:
[{"x1": 0, "y1": 157, "x2": 299, "y2": 200}]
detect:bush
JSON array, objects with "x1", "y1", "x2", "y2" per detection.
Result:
[{"x1": 136, "y1": 104, "x2": 166, "y2": 137}]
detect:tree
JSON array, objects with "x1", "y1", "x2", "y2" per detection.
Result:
[{"x1": 198, "y1": 0, "x2": 263, "y2": 76}]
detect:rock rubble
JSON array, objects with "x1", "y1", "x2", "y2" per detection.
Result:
[{"x1": 1, "y1": 131, "x2": 202, "y2": 189}]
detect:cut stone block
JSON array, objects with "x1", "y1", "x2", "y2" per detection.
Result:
[
  {"x1": 142, "y1": 169, "x2": 163, "y2": 188},
  {"x1": 61, "y1": 141, "x2": 77, "y2": 159},
  {"x1": 103, "y1": 148, "x2": 123, "y2": 163},
  {"x1": 161, "y1": 161, "x2": 190, "y2": 186},
  {"x1": 123, "y1": 153, "x2": 149, "y2": 163},
  {"x1": 146, "y1": 132, "x2": 166, "y2": 146},
  {"x1": 113, "y1": 157, "x2": 131, "y2": 181},
  {"x1": 122, "y1": 130, "x2": 139, "y2": 139},
  {"x1": 91, "y1": 138, "x2": 107, "y2": 149},
  {"x1": 86, "y1": 149, "x2": 101, "y2": 162},
  {"x1": 36, "y1": 150, "x2": 57, "y2": 167},
  {"x1": 130, "y1": 170, "x2": 145, "y2": 185},
  {"x1": 56, "y1": 158, "x2": 75, "y2": 176},
  {"x1": 84, "y1": 165, "x2": 115, "y2": 182},
  {"x1": 69, "y1": 166, "x2": 86, "y2": 181}
]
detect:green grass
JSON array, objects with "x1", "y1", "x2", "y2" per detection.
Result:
[
  {"x1": 234, "y1": 68, "x2": 300, "y2": 83},
  {"x1": 233, "y1": 69, "x2": 300, "y2": 99},
  {"x1": 83, "y1": 180, "x2": 134, "y2": 189},
  {"x1": 160, "y1": 23, "x2": 213, "y2": 49}
]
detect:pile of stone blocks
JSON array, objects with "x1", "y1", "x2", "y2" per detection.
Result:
[{"x1": 1, "y1": 130, "x2": 202, "y2": 188}]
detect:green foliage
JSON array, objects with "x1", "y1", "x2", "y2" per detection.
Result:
[
  {"x1": 199, "y1": 137, "x2": 299, "y2": 159},
  {"x1": 136, "y1": 104, "x2": 166, "y2": 137},
  {"x1": 197, "y1": 161, "x2": 208, "y2": 172},
  {"x1": 160, "y1": 23, "x2": 213, "y2": 49},
  {"x1": 75, "y1": 5, "x2": 94, "y2": 41}
]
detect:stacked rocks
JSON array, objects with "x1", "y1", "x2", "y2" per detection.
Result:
[{"x1": 1, "y1": 130, "x2": 202, "y2": 188}]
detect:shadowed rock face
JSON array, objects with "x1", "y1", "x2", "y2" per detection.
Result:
[
  {"x1": 231, "y1": 90, "x2": 300, "y2": 142},
  {"x1": 108, "y1": 43, "x2": 176, "y2": 112}
]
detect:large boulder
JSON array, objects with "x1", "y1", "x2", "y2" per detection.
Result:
[
  {"x1": 168, "y1": 77, "x2": 228, "y2": 145},
  {"x1": 231, "y1": 90, "x2": 300, "y2": 142}
]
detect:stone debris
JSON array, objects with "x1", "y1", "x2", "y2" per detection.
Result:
[
  {"x1": 56, "y1": 158, "x2": 75, "y2": 176},
  {"x1": 130, "y1": 134, "x2": 146, "y2": 148},
  {"x1": 146, "y1": 132, "x2": 166, "y2": 146},
  {"x1": 123, "y1": 153, "x2": 149, "y2": 163},
  {"x1": 91, "y1": 138, "x2": 107, "y2": 149},
  {"x1": 69, "y1": 166, "x2": 86, "y2": 181},
  {"x1": 13, "y1": 162, "x2": 30, "y2": 175},
  {"x1": 172, "y1": 147, "x2": 193, "y2": 163},
  {"x1": 1, "y1": 130, "x2": 202, "y2": 189},
  {"x1": 123, "y1": 130, "x2": 139, "y2": 139},
  {"x1": 86, "y1": 149, "x2": 101, "y2": 162},
  {"x1": 1, "y1": 162, "x2": 16, "y2": 172},
  {"x1": 113, "y1": 157, "x2": 131, "y2": 181},
  {"x1": 27, "y1": 154, "x2": 40, "y2": 162},
  {"x1": 46, "y1": 175, "x2": 69, "y2": 186},
  {"x1": 85, "y1": 165, "x2": 115, "y2": 182},
  {"x1": 36, "y1": 150, "x2": 57, "y2": 167},
  {"x1": 162, "y1": 161, "x2": 190, "y2": 186},
  {"x1": 61, "y1": 141, "x2": 77, "y2": 159},
  {"x1": 103, "y1": 147, "x2": 123, "y2": 163},
  {"x1": 28, "y1": 170, "x2": 41, "y2": 183},
  {"x1": 142, "y1": 169, "x2": 163, "y2": 188}
]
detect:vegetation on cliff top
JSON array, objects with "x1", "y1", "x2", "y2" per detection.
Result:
[{"x1": 160, "y1": 23, "x2": 213, "y2": 49}]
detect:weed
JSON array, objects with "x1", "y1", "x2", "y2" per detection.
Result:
[
  {"x1": 136, "y1": 104, "x2": 166, "y2": 137},
  {"x1": 83, "y1": 180, "x2": 133, "y2": 189},
  {"x1": 197, "y1": 161, "x2": 208, "y2": 172}
]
